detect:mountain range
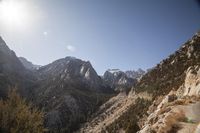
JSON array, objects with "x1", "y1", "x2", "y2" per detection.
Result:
[
  {"x1": 0, "y1": 36, "x2": 144, "y2": 133},
  {"x1": 0, "y1": 31, "x2": 200, "y2": 133}
]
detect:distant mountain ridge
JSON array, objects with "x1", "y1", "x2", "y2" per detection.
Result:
[
  {"x1": 125, "y1": 68, "x2": 145, "y2": 80},
  {"x1": 103, "y1": 68, "x2": 145, "y2": 91}
]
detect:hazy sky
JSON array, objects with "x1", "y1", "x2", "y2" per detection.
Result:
[{"x1": 0, "y1": 0, "x2": 200, "y2": 74}]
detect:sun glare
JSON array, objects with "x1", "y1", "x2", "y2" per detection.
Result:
[{"x1": 0, "y1": 0, "x2": 30, "y2": 28}]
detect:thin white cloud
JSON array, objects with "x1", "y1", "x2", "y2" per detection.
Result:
[{"x1": 66, "y1": 45, "x2": 76, "y2": 52}]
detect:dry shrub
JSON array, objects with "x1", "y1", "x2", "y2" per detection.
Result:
[
  {"x1": 0, "y1": 89, "x2": 46, "y2": 133},
  {"x1": 152, "y1": 110, "x2": 185, "y2": 133}
]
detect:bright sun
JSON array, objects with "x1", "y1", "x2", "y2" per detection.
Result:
[{"x1": 0, "y1": 0, "x2": 30, "y2": 28}]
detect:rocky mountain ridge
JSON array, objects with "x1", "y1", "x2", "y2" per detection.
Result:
[{"x1": 37, "y1": 57, "x2": 106, "y2": 91}]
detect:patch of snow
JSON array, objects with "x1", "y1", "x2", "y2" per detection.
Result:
[
  {"x1": 80, "y1": 66, "x2": 85, "y2": 75},
  {"x1": 85, "y1": 69, "x2": 90, "y2": 79}
]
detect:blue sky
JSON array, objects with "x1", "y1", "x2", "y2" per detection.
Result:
[{"x1": 0, "y1": 0, "x2": 200, "y2": 74}]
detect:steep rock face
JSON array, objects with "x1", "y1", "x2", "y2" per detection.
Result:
[
  {"x1": 137, "y1": 32, "x2": 200, "y2": 133},
  {"x1": 0, "y1": 37, "x2": 35, "y2": 97},
  {"x1": 34, "y1": 57, "x2": 113, "y2": 132},
  {"x1": 103, "y1": 69, "x2": 137, "y2": 91},
  {"x1": 136, "y1": 32, "x2": 200, "y2": 97},
  {"x1": 19, "y1": 57, "x2": 40, "y2": 70}
]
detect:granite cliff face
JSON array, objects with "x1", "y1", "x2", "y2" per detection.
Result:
[
  {"x1": 37, "y1": 57, "x2": 105, "y2": 91},
  {"x1": 34, "y1": 57, "x2": 113, "y2": 132}
]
